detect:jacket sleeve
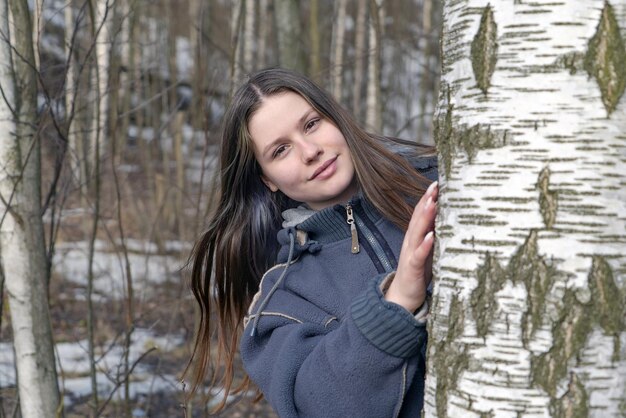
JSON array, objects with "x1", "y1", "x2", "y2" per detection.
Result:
[
  {"x1": 412, "y1": 155, "x2": 438, "y2": 182},
  {"x1": 240, "y1": 272, "x2": 427, "y2": 418}
]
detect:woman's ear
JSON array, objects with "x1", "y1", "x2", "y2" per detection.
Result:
[{"x1": 261, "y1": 175, "x2": 279, "y2": 192}]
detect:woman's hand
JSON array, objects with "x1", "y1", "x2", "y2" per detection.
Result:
[{"x1": 384, "y1": 181, "x2": 438, "y2": 313}]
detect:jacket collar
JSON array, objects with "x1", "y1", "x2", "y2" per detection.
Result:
[{"x1": 280, "y1": 195, "x2": 383, "y2": 245}]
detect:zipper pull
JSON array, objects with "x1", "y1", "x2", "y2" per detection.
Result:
[{"x1": 346, "y1": 204, "x2": 360, "y2": 254}]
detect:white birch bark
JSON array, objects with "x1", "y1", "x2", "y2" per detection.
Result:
[
  {"x1": 0, "y1": 1, "x2": 60, "y2": 416},
  {"x1": 88, "y1": 0, "x2": 111, "y2": 178},
  {"x1": 64, "y1": 1, "x2": 87, "y2": 192},
  {"x1": 427, "y1": 1, "x2": 626, "y2": 417}
]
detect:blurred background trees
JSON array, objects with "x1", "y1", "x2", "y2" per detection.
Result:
[{"x1": 0, "y1": 0, "x2": 441, "y2": 416}]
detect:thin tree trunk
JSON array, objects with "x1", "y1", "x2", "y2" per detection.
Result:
[
  {"x1": 164, "y1": 8, "x2": 179, "y2": 232},
  {"x1": 86, "y1": 1, "x2": 111, "y2": 411},
  {"x1": 85, "y1": 127, "x2": 100, "y2": 416},
  {"x1": 110, "y1": 130, "x2": 135, "y2": 418},
  {"x1": 189, "y1": 0, "x2": 207, "y2": 130},
  {"x1": 109, "y1": 0, "x2": 128, "y2": 165},
  {"x1": 365, "y1": 0, "x2": 382, "y2": 131},
  {"x1": 243, "y1": 0, "x2": 255, "y2": 73},
  {"x1": 174, "y1": 111, "x2": 185, "y2": 240},
  {"x1": 88, "y1": 0, "x2": 111, "y2": 190},
  {"x1": 418, "y1": 0, "x2": 433, "y2": 142},
  {"x1": 257, "y1": 0, "x2": 268, "y2": 69},
  {"x1": 0, "y1": 1, "x2": 61, "y2": 416},
  {"x1": 330, "y1": 0, "x2": 347, "y2": 102},
  {"x1": 353, "y1": 0, "x2": 368, "y2": 121},
  {"x1": 65, "y1": 1, "x2": 89, "y2": 195},
  {"x1": 274, "y1": 0, "x2": 305, "y2": 73},
  {"x1": 32, "y1": 0, "x2": 42, "y2": 70},
  {"x1": 230, "y1": 0, "x2": 243, "y2": 96},
  {"x1": 427, "y1": 1, "x2": 626, "y2": 416},
  {"x1": 117, "y1": 0, "x2": 135, "y2": 163},
  {"x1": 309, "y1": 0, "x2": 321, "y2": 81},
  {"x1": 132, "y1": 5, "x2": 157, "y2": 247}
]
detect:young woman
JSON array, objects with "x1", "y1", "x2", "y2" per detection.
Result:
[{"x1": 187, "y1": 68, "x2": 438, "y2": 417}]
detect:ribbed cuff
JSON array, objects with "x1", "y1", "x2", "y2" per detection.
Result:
[{"x1": 351, "y1": 275, "x2": 427, "y2": 358}]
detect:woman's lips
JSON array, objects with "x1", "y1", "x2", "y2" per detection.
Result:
[{"x1": 309, "y1": 156, "x2": 338, "y2": 180}]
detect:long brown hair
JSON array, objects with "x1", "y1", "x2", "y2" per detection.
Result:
[{"x1": 186, "y1": 68, "x2": 434, "y2": 410}]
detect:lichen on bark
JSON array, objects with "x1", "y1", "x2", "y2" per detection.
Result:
[
  {"x1": 532, "y1": 257, "x2": 623, "y2": 403},
  {"x1": 471, "y1": 4, "x2": 498, "y2": 95},
  {"x1": 509, "y1": 230, "x2": 561, "y2": 345},
  {"x1": 471, "y1": 252, "x2": 506, "y2": 338},
  {"x1": 532, "y1": 288, "x2": 592, "y2": 398},
  {"x1": 536, "y1": 167, "x2": 558, "y2": 229},
  {"x1": 434, "y1": 86, "x2": 455, "y2": 179},
  {"x1": 434, "y1": 87, "x2": 507, "y2": 178},
  {"x1": 588, "y1": 255, "x2": 624, "y2": 360},
  {"x1": 583, "y1": 1, "x2": 626, "y2": 116},
  {"x1": 469, "y1": 230, "x2": 561, "y2": 344},
  {"x1": 433, "y1": 294, "x2": 469, "y2": 418},
  {"x1": 552, "y1": 372, "x2": 589, "y2": 418}
]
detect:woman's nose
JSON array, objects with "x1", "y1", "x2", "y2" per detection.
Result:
[{"x1": 300, "y1": 139, "x2": 322, "y2": 163}]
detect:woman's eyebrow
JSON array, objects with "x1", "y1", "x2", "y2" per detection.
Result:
[
  {"x1": 262, "y1": 109, "x2": 318, "y2": 157},
  {"x1": 298, "y1": 108, "x2": 316, "y2": 126}
]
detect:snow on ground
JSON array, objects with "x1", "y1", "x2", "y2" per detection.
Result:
[
  {"x1": 0, "y1": 328, "x2": 184, "y2": 406},
  {"x1": 53, "y1": 239, "x2": 183, "y2": 301}
]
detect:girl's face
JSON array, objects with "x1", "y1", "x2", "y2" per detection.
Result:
[{"x1": 249, "y1": 91, "x2": 357, "y2": 210}]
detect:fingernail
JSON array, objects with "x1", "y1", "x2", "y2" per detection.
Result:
[
  {"x1": 427, "y1": 181, "x2": 438, "y2": 195},
  {"x1": 425, "y1": 231, "x2": 434, "y2": 241},
  {"x1": 425, "y1": 196, "x2": 432, "y2": 210}
]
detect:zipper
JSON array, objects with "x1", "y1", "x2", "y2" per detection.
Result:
[
  {"x1": 345, "y1": 204, "x2": 393, "y2": 271},
  {"x1": 345, "y1": 204, "x2": 360, "y2": 254}
]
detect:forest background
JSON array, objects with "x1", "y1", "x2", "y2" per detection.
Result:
[{"x1": 0, "y1": 0, "x2": 441, "y2": 416}]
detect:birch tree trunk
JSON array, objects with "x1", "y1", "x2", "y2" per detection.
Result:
[
  {"x1": 189, "y1": 0, "x2": 205, "y2": 130},
  {"x1": 418, "y1": 0, "x2": 435, "y2": 142},
  {"x1": 0, "y1": 1, "x2": 61, "y2": 416},
  {"x1": 330, "y1": 0, "x2": 347, "y2": 102},
  {"x1": 257, "y1": 0, "x2": 268, "y2": 69},
  {"x1": 32, "y1": 0, "x2": 42, "y2": 70},
  {"x1": 427, "y1": 1, "x2": 626, "y2": 417},
  {"x1": 274, "y1": 0, "x2": 305, "y2": 73},
  {"x1": 116, "y1": 0, "x2": 133, "y2": 158},
  {"x1": 365, "y1": 0, "x2": 383, "y2": 131},
  {"x1": 88, "y1": 0, "x2": 111, "y2": 187},
  {"x1": 309, "y1": 0, "x2": 321, "y2": 80},
  {"x1": 243, "y1": 0, "x2": 255, "y2": 73},
  {"x1": 353, "y1": 0, "x2": 368, "y2": 122},
  {"x1": 230, "y1": 0, "x2": 243, "y2": 95},
  {"x1": 64, "y1": 1, "x2": 87, "y2": 191}
]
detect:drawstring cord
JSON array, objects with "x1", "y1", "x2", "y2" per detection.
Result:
[{"x1": 250, "y1": 231, "x2": 296, "y2": 337}]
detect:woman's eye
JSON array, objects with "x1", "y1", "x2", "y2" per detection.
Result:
[
  {"x1": 304, "y1": 118, "x2": 320, "y2": 132},
  {"x1": 273, "y1": 145, "x2": 288, "y2": 158}
]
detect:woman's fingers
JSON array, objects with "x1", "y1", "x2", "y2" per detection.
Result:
[
  {"x1": 408, "y1": 182, "x2": 438, "y2": 231},
  {"x1": 406, "y1": 185, "x2": 438, "y2": 250},
  {"x1": 414, "y1": 231, "x2": 434, "y2": 268},
  {"x1": 386, "y1": 182, "x2": 439, "y2": 312},
  {"x1": 387, "y1": 230, "x2": 435, "y2": 312}
]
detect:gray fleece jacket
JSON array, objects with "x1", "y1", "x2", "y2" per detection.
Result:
[{"x1": 241, "y1": 156, "x2": 437, "y2": 418}]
